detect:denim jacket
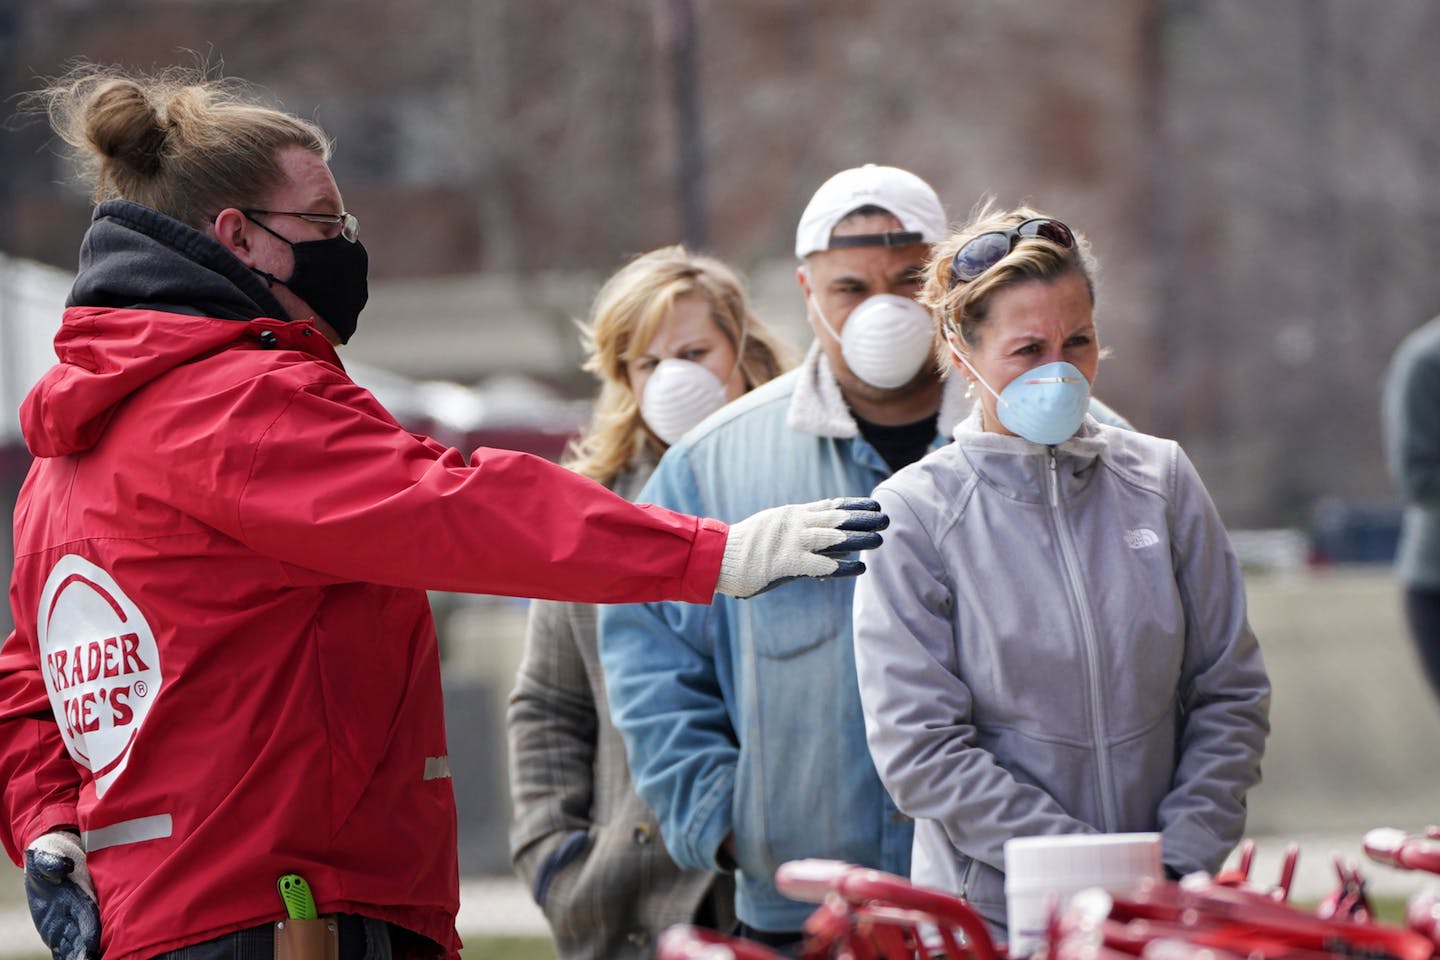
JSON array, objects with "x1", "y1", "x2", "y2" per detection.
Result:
[
  {"x1": 599, "y1": 345, "x2": 1134, "y2": 931},
  {"x1": 598, "y1": 345, "x2": 969, "y2": 931}
]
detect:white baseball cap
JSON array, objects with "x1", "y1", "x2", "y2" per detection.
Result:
[{"x1": 794, "y1": 164, "x2": 947, "y2": 259}]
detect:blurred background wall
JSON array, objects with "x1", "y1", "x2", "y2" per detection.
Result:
[
  {"x1": 5, "y1": 0, "x2": 1439, "y2": 527},
  {"x1": 1, "y1": 0, "x2": 1438, "y2": 873}
]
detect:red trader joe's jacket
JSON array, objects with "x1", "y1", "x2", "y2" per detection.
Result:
[{"x1": 0, "y1": 201, "x2": 726, "y2": 960}]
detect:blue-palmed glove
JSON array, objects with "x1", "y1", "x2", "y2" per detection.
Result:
[
  {"x1": 715, "y1": 497, "x2": 888, "y2": 599},
  {"x1": 25, "y1": 831, "x2": 100, "y2": 960}
]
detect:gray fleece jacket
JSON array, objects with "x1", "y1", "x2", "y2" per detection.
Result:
[{"x1": 853, "y1": 412, "x2": 1270, "y2": 936}]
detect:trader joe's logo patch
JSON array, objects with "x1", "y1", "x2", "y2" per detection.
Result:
[{"x1": 37, "y1": 555, "x2": 162, "y2": 798}]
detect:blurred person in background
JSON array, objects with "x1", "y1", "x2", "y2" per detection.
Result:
[
  {"x1": 1383, "y1": 313, "x2": 1440, "y2": 702},
  {"x1": 506, "y1": 245, "x2": 795, "y2": 959},
  {"x1": 852, "y1": 205, "x2": 1271, "y2": 943},
  {"x1": 0, "y1": 64, "x2": 884, "y2": 960},
  {"x1": 600, "y1": 164, "x2": 1131, "y2": 954}
]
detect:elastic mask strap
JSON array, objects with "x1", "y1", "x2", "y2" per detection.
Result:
[
  {"x1": 946, "y1": 333, "x2": 1005, "y2": 406},
  {"x1": 242, "y1": 212, "x2": 293, "y2": 290},
  {"x1": 242, "y1": 211, "x2": 297, "y2": 247},
  {"x1": 810, "y1": 296, "x2": 845, "y2": 348}
]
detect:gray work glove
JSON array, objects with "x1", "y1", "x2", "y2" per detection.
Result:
[
  {"x1": 715, "y1": 497, "x2": 887, "y2": 599},
  {"x1": 25, "y1": 831, "x2": 99, "y2": 960}
]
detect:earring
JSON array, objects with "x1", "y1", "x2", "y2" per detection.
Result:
[{"x1": 965, "y1": 381, "x2": 976, "y2": 401}]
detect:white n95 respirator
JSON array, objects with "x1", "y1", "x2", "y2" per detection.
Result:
[
  {"x1": 813, "y1": 293, "x2": 935, "y2": 389},
  {"x1": 639, "y1": 358, "x2": 728, "y2": 445}
]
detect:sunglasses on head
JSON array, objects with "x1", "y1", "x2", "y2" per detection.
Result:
[{"x1": 948, "y1": 217, "x2": 1075, "y2": 285}]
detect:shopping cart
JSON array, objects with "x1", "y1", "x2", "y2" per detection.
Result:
[
  {"x1": 1048, "y1": 829, "x2": 1440, "y2": 960},
  {"x1": 1214, "y1": 836, "x2": 1377, "y2": 923},
  {"x1": 661, "y1": 831, "x2": 1440, "y2": 960},
  {"x1": 657, "y1": 858, "x2": 1002, "y2": 960}
]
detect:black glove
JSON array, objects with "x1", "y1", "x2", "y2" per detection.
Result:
[{"x1": 25, "y1": 831, "x2": 100, "y2": 960}]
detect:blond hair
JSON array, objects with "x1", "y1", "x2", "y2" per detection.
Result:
[
  {"x1": 27, "y1": 62, "x2": 330, "y2": 229},
  {"x1": 919, "y1": 201, "x2": 1100, "y2": 361},
  {"x1": 566, "y1": 246, "x2": 795, "y2": 486}
]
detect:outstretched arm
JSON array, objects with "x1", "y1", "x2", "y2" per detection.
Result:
[{"x1": 188, "y1": 372, "x2": 882, "y2": 605}]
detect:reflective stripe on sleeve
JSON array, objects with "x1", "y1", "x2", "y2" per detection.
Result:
[{"x1": 83, "y1": 814, "x2": 173, "y2": 851}]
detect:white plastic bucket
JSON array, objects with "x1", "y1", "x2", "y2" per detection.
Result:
[{"x1": 1002, "y1": 832, "x2": 1162, "y2": 957}]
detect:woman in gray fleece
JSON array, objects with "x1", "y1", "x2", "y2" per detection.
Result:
[{"x1": 851, "y1": 205, "x2": 1271, "y2": 946}]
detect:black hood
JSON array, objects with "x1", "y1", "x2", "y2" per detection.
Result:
[{"x1": 67, "y1": 199, "x2": 290, "y2": 322}]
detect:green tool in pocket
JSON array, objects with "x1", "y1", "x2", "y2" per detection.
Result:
[{"x1": 277, "y1": 874, "x2": 318, "y2": 920}]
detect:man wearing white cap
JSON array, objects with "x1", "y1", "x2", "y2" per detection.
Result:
[{"x1": 600, "y1": 165, "x2": 1125, "y2": 951}]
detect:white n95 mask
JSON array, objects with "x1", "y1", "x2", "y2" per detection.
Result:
[
  {"x1": 813, "y1": 293, "x2": 935, "y2": 389},
  {"x1": 639, "y1": 358, "x2": 728, "y2": 445}
]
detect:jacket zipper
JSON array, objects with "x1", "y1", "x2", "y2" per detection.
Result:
[
  {"x1": 1047, "y1": 448, "x2": 1119, "y2": 831},
  {"x1": 959, "y1": 854, "x2": 981, "y2": 901}
]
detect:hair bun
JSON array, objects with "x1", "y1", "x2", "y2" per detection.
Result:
[
  {"x1": 30, "y1": 61, "x2": 329, "y2": 226},
  {"x1": 84, "y1": 79, "x2": 166, "y2": 176}
]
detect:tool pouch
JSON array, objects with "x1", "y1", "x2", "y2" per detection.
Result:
[{"x1": 274, "y1": 917, "x2": 339, "y2": 960}]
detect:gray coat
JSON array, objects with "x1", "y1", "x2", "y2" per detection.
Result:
[
  {"x1": 1384, "y1": 314, "x2": 1440, "y2": 589},
  {"x1": 853, "y1": 413, "x2": 1270, "y2": 934},
  {"x1": 507, "y1": 461, "x2": 734, "y2": 960}
]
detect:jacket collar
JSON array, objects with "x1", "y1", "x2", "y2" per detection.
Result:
[
  {"x1": 953, "y1": 406, "x2": 1106, "y2": 454},
  {"x1": 23, "y1": 200, "x2": 341, "y2": 459},
  {"x1": 70, "y1": 199, "x2": 290, "y2": 322},
  {"x1": 951, "y1": 407, "x2": 1107, "y2": 501},
  {"x1": 784, "y1": 341, "x2": 971, "y2": 439}
]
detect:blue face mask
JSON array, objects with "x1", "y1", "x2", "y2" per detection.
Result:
[{"x1": 952, "y1": 349, "x2": 1091, "y2": 445}]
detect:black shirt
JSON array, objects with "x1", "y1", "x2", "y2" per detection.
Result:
[{"x1": 854, "y1": 411, "x2": 940, "y2": 474}]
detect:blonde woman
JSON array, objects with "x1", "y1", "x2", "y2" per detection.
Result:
[{"x1": 507, "y1": 246, "x2": 794, "y2": 959}]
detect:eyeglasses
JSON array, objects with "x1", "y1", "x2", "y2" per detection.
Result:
[
  {"x1": 241, "y1": 208, "x2": 360, "y2": 242},
  {"x1": 949, "y1": 217, "x2": 1074, "y2": 284}
]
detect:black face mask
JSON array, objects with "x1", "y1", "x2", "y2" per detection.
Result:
[{"x1": 246, "y1": 215, "x2": 369, "y2": 344}]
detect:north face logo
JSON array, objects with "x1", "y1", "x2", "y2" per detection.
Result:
[
  {"x1": 1125, "y1": 528, "x2": 1161, "y2": 549},
  {"x1": 37, "y1": 555, "x2": 163, "y2": 798}
]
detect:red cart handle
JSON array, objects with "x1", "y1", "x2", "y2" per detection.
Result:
[
  {"x1": 1364, "y1": 827, "x2": 1440, "y2": 875},
  {"x1": 776, "y1": 859, "x2": 1001, "y2": 960}
]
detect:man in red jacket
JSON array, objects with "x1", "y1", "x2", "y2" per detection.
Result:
[{"x1": 1, "y1": 65, "x2": 883, "y2": 960}]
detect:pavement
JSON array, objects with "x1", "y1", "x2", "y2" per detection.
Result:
[{"x1": 1239, "y1": 568, "x2": 1440, "y2": 838}]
